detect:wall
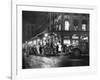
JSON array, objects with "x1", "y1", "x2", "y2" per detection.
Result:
[{"x1": 0, "y1": 0, "x2": 100, "y2": 80}]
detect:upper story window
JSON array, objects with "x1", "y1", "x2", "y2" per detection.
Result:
[
  {"x1": 82, "y1": 20, "x2": 87, "y2": 31},
  {"x1": 82, "y1": 24, "x2": 86, "y2": 31},
  {"x1": 64, "y1": 20, "x2": 70, "y2": 31},
  {"x1": 73, "y1": 20, "x2": 79, "y2": 31}
]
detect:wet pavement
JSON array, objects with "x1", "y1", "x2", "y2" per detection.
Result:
[{"x1": 23, "y1": 55, "x2": 89, "y2": 69}]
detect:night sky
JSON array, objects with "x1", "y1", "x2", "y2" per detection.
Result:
[{"x1": 22, "y1": 11, "x2": 49, "y2": 43}]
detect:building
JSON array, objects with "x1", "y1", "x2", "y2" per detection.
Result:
[{"x1": 48, "y1": 12, "x2": 89, "y2": 54}]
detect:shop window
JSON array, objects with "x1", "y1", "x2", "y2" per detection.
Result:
[
  {"x1": 72, "y1": 40, "x2": 79, "y2": 46},
  {"x1": 63, "y1": 39, "x2": 71, "y2": 46},
  {"x1": 72, "y1": 34, "x2": 79, "y2": 39}
]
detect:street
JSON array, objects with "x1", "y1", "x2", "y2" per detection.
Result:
[{"x1": 23, "y1": 55, "x2": 89, "y2": 69}]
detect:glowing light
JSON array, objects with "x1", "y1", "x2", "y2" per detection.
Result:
[
  {"x1": 82, "y1": 24, "x2": 86, "y2": 31},
  {"x1": 37, "y1": 39, "x2": 40, "y2": 42},
  {"x1": 65, "y1": 20, "x2": 70, "y2": 31},
  {"x1": 63, "y1": 40, "x2": 71, "y2": 45},
  {"x1": 44, "y1": 33, "x2": 48, "y2": 37},
  {"x1": 33, "y1": 40, "x2": 36, "y2": 45},
  {"x1": 43, "y1": 37, "x2": 46, "y2": 40}
]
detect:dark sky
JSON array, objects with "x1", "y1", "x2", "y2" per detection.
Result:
[
  {"x1": 22, "y1": 11, "x2": 49, "y2": 24},
  {"x1": 22, "y1": 11, "x2": 49, "y2": 42}
]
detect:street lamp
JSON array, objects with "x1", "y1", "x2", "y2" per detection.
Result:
[{"x1": 44, "y1": 33, "x2": 48, "y2": 37}]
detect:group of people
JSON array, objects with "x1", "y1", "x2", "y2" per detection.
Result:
[{"x1": 22, "y1": 34, "x2": 70, "y2": 57}]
